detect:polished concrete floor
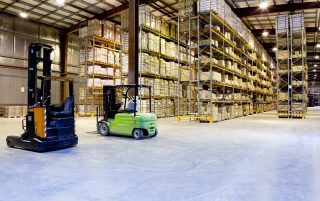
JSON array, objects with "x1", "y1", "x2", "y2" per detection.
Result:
[{"x1": 0, "y1": 108, "x2": 320, "y2": 201}]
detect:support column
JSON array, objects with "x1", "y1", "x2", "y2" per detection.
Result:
[
  {"x1": 128, "y1": 0, "x2": 139, "y2": 87},
  {"x1": 60, "y1": 31, "x2": 68, "y2": 102}
]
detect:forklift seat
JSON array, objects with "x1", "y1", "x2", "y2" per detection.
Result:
[
  {"x1": 126, "y1": 98, "x2": 140, "y2": 113},
  {"x1": 50, "y1": 97, "x2": 74, "y2": 117}
]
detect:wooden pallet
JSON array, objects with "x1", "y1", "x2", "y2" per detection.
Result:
[
  {"x1": 6, "y1": 116, "x2": 22, "y2": 118},
  {"x1": 277, "y1": 113, "x2": 305, "y2": 119},
  {"x1": 177, "y1": 115, "x2": 213, "y2": 124}
]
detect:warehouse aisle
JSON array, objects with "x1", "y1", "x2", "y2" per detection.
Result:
[{"x1": 0, "y1": 108, "x2": 319, "y2": 201}]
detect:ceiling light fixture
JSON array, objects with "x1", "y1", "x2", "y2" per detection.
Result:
[
  {"x1": 19, "y1": 12, "x2": 28, "y2": 18},
  {"x1": 56, "y1": 0, "x2": 65, "y2": 6},
  {"x1": 315, "y1": 55, "x2": 319, "y2": 59},
  {"x1": 262, "y1": 31, "x2": 269, "y2": 37},
  {"x1": 314, "y1": 69, "x2": 317, "y2": 72},
  {"x1": 314, "y1": 64, "x2": 318, "y2": 67},
  {"x1": 272, "y1": 47, "x2": 278, "y2": 51},
  {"x1": 259, "y1": 1, "x2": 269, "y2": 9},
  {"x1": 316, "y1": 44, "x2": 320, "y2": 48}
]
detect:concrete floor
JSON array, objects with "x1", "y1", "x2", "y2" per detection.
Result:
[{"x1": 0, "y1": 108, "x2": 320, "y2": 201}]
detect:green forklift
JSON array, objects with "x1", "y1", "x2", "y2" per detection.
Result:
[{"x1": 97, "y1": 85, "x2": 158, "y2": 140}]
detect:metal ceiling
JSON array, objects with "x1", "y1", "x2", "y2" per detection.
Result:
[
  {"x1": 0, "y1": 0, "x2": 179, "y2": 28},
  {"x1": 0, "y1": 0, "x2": 125, "y2": 28}
]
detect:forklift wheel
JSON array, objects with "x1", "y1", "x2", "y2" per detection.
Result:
[
  {"x1": 99, "y1": 122, "x2": 109, "y2": 136},
  {"x1": 6, "y1": 139, "x2": 14, "y2": 148},
  {"x1": 153, "y1": 129, "x2": 158, "y2": 137},
  {"x1": 132, "y1": 129, "x2": 144, "y2": 140}
]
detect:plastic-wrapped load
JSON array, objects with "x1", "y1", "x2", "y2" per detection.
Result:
[
  {"x1": 103, "y1": 21, "x2": 114, "y2": 40},
  {"x1": 87, "y1": 19, "x2": 101, "y2": 36}
]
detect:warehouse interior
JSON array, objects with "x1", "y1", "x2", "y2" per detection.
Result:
[{"x1": 0, "y1": 0, "x2": 319, "y2": 201}]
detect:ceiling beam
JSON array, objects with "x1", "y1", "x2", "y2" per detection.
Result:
[
  {"x1": 262, "y1": 42, "x2": 318, "y2": 50},
  {"x1": 269, "y1": 50, "x2": 320, "y2": 57},
  {"x1": 234, "y1": 2, "x2": 320, "y2": 18},
  {"x1": 67, "y1": 0, "x2": 158, "y2": 33},
  {"x1": 156, "y1": 0, "x2": 177, "y2": 13},
  {"x1": 67, "y1": 4, "x2": 127, "y2": 33},
  {"x1": 0, "y1": 2, "x2": 73, "y2": 27},
  {"x1": 95, "y1": 0, "x2": 158, "y2": 20},
  {"x1": 251, "y1": 29, "x2": 275, "y2": 36},
  {"x1": 267, "y1": 51, "x2": 320, "y2": 59},
  {"x1": 0, "y1": 10, "x2": 65, "y2": 30},
  {"x1": 251, "y1": 27, "x2": 319, "y2": 37},
  {"x1": 149, "y1": 2, "x2": 175, "y2": 18},
  {"x1": 28, "y1": 1, "x2": 83, "y2": 23},
  {"x1": 307, "y1": 52, "x2": 320, "y2": 57}
]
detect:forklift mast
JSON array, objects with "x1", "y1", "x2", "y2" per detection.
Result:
[
  {"x1": 28, "y1": 43, "x2": 53, "y2": 108},
  {"x1": 103, "y1": 86, "x2": 116, "y2": 119},
  {"x1": 6, "y1": 42, "x2": 78, "y2": 152}
]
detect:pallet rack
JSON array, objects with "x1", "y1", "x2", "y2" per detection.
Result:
[
  {"x1": 177, "y1": 13, "x2": 197, "y2": 117},
  {"x1": 120, "y1": 5, "x2": 180, "y2": 118},
  {"x1": 79, "y1": 20, "x2": 121, "y2": 116},
  {"x1": 177, "y1": 0, "x2": 276, "y2": 122},
  {"x1": 276, "y1": 14, "x2": 308, "y2": 119}
]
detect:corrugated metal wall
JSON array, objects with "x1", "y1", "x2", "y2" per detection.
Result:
[
  {"x1": 0, "y1": 12, "x2": 79, "y2": 105},
  {"x1": 0, "y1": 68, "x2": 27, "y2": 104},
  {"x1": 67, "y1": 33, "x2": 80, "y2": 104}
]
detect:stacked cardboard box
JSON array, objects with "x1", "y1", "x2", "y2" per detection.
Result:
[
  {"x1": 83, "y1": 65, "x2": 116, "y2": 76},
  {"x1": 178, "y1": 0, "x2": 196, "y2": 16},
  {"x1": 165, "y1": 99, "x2": 175, "y2": 116},
  {"x1": 170, "y1": 23, "x2": 177, "y2": 39},
  {"x1": 150, "y1": 56, "x2": 160, "y2": 75},
  {"x1": 148, "y1": 33, "x2": 160, "y2": 52},
  {"x1": 103, "y1": 21, "x2": 114, "y2": 40},
  {"x1": 87, "y1": 78, "x2": 114, "y2": 87},
  {"x1": 200, "y1": 71, "x2": 222, "y2": 82},
  {"x1": 1, "y1": 106, "x2": 27, "y2": 118},
  {"x1": 122, "y1": 31, "x2": 129, "y2": 52},
  {"x1": 140, "y1": 99, "x2": 151, "y2": 114},
  {"x1": 0, "y1": 106, "x2": 5, "y2": 117},
  {"x1": 78, "y1": 19, "x2": 122, "y2": 115},
  {"x1": 161, "y1": 20, "x2": 170, "y2": 37},
  {"x1": 164, "y1": 42, "x2": 178, "y2": 58},
  {"x1": 199, "y1": 90, "x2": 213, "y2": 100},
  {"x1": 79, "y1": 20, "x2": 101, "y2": 38},
  {"x1": 176, "y1": 98, "x2": 189, "y2": 115},
  {"x1": 78, "y1": 105, "x2": 96, "y2": 115},
  {"x1": 88, "y1": 19, "x2": 101, "y2": 36},
  {"x1": 115, "y1": 26, "x2": 121, "y2": 43},
  {"x1": 83, "y1": 48, "x2": 120, "y2": 65},
  {"x1": 141, "y1": 98, "x2": 174, "y2": 118},
  {"x1": 139, "y1": 53, "x2": 151, "y2": 74},
  {"x1": 121, "y1": 5, "x2": 160, "y2": 31},
  {"x1": 121, "y1": 53, "x2": 129, "y2": 75},
  {"x1": 242, "y1": 104, "x2": 250, "y2": 116},
  {"x1": 180, "y1": 18, "x2": 197, "y2": 33},
  {"x1": 198, "y1": 0, "x2": 273, "y2": 65},
  {"x1": 154, "y1": 100, "x2": 165, "y2": 117},
  {"x1": 160, "y1": 38, "x2": 166, "y2": 55}
]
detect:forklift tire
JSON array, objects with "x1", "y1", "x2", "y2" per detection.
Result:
[
  {"x1": 6, "y1": 139, "x2": 13, "y2": 148},
  {"x1": 132, "y1": 129, "x2": 144, "y2": 140},
  {"x1": 99, "y1": 122, "x2": 109, "y2": 136},
  {"x1": 153, "y1": 129, "x2": 158, "y2": 137}
]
